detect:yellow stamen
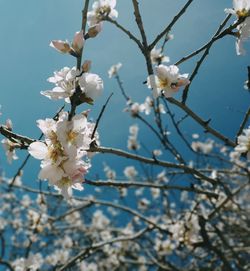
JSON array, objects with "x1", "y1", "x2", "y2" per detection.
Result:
[
  {"x1": 159, "y1": 78, "x2": 169, "y2": 89},
  {"x1": 236, "y1": 9, "x2": 249, "y2": 18}
]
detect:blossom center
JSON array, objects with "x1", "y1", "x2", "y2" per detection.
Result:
[
  {"x1": 67, "y1": 130, "x2": 78, "y2": 143},
  {"x1": 159, "y1": 78, "x2": 170, "y2": 89},
  {"x1": 48, "y1": 145, "x2": 63, "y2": 163},
  {"x1": 236, "y1": 9, "x2": 249, "y2": 18},
  {"x1": 96, "y1": 6, "x2": 111, "y2": 19},
  {"x1": 60, "y1": 177, "x2": 72, "y2": 187}
]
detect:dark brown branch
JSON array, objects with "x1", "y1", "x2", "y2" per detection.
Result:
[{"x1": 85, "y1": 179, "x2": 218, "y2": 198}]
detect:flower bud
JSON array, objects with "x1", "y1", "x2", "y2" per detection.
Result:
[
  {"x1": 5, "y1": 119, "x2": 13, "y2": 130},
  {"x1": 72, "y1": 30, "x2": 84, "y2": 54},
  {"x1": 82, "y1": 60, "x2": 92, "y2": 73},
  {"x1": 50, "y1": 40, "x2": 71, "y2": 54},
  {"x1": 87, "y1": 23, "x2": 102, "y2": 38}
]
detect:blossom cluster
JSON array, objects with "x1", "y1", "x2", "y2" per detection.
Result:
[
  {"x1": 235, "y1": 126, "x2": 250, "y2": 159},
  {"x1": 41, "y1": 66, "x2": 103, "y2": 103},
  {"x1": 28, "y1": 111, "x2": 97, "y2": 198}
]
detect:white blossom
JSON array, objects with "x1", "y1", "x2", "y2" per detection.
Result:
[
  {"x1": 87, "y1": 0, "x2": 118, "y2": 26},
  {"x1": 28, "y1": 111, "x2": 97, "y2": 198},
  {"x1": 235, "y1": 126, "x2": 250, "y2": 159},
  {"x1": 127, "y1": 124, "x2": 140, "y2": 150},
  {"x1": 150, "y1": 47, "x2": 170, "y2": 65},
  {"x1": 108, "y1": 62, "x2": 122, "y2": 78},
  {"x1": 41, "y1": 67, "x2": 103, "y2": 102},
  {"x1": 41, "y1": 67, "x2": 78, "y2": 102},
  {"x1": 124, "y1": 166, "x2": 138, "y2": 179},
  {"x1": 78, "y1": 72, "x2": 103, "y2": 100},
  {"x1": 225, "y1": 0, "x2": 250, "y2": 55},
  {"x1": 191, "y1": 139, "x2": 214, "y2": 154},
  {"x1": 147, "y1": 64, "x2": 190, "y2": 98}
]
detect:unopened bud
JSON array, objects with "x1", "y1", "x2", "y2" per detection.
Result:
[
  {"x1": 5, "y1": 119, "x2": 13, "y2": 130},
  {"x1": 50, "y1": 40, "x2": 71, "y2": 54},
  {"x1": 72, "y1": 30, "x2": 84, "y2": 54},
  {"x1": 82, "y1": 60, "x2": 91, "y2": 73},
  {"x1": 87, "y1": 23, "x2": 102, "y2": 38}
]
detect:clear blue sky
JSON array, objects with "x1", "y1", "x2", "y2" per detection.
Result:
[{"x1": 0, "y1": 0, "x2": 249, "y2": 188}]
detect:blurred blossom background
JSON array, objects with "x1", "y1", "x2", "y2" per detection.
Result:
[{"x1": 0, "y1": 0, "x2": 249, "y2": 196}]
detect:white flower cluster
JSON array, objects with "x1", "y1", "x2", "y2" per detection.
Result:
[
  {"x1": 225, "y1": 0, "x2": 250, "y2": 55},
  {"x1": 191, "y1": 139, "x2": 214, "y2": 154},
  {"x1": 41, "y1": 66, "x2": 103, "y2": 103},
  {"x1": 127, "y1": 96, "x2": 166, "y2": 117},
  {"x1": 1, "y1": 119, "x2": 18, "y2": 163},
  {"x1": 235, "y1": 126, "x2": 250, "y2": 159},
  {"x1": 127, "y1": 124, "x2": 140, "y2": 150},
  {"x1": 28, "y1": 111, "x2": 97, "y2": 198}
]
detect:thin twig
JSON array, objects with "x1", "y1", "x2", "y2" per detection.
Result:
[
  {"x1": 91, "y1": 93, "x2": 113, "y2": 140},
  {"x1": 84, "y1": 179, "x2": 218, "y2": 198},
  {"x1": 236, "y1": 106, "x2": 250, "y2": 139},
  {"x1": 149, "y1": 0, "x2": 194, "y2": 50},
  {"x1": 181, "y1": 14, "x2": 232, "y2": 103}
]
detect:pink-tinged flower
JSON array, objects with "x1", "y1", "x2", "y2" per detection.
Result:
[
  {"x1": 235, "y1": 126, "x2": 250, "y2": 159},
  {"x1": 50, "y1": 40, "x2": 71, "y2": 54},
  {"x1": 28, "y1": 111, "x2": 98, "y2": 199},
  {"x1": 78, "y1": 73, "x2": 104, "y2": 100},
  {"x1": 225, "y1": 0, "x2": 250, "y2": 55},
  {"x1": 147, "y1": 65, "x2": 190, "y2": 98},
  {"x1": 72, "y1": 30, "x2": 84, "y2": 54},
  {"x1": 87, "y1": 0, "x2": 118, "y2": 26}
]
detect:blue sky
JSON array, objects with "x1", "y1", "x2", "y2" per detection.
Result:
[{"x1": 0, "y1": 0, "x2": 249, "y2": 187}]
